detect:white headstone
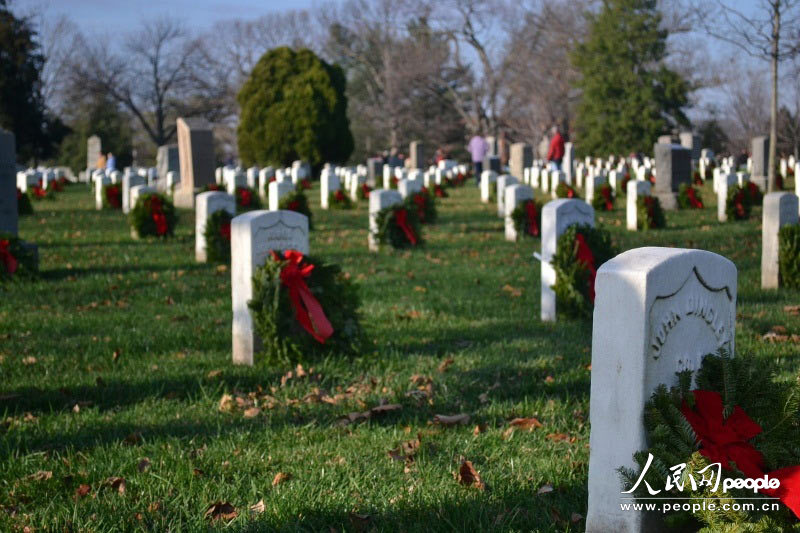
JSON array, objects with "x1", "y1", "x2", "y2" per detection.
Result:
[
  {"x1": 129, "y1": 185, "x2": 157, "y2": 211},
  {"x1": 94, "y1": 176, "x2": 111, "y2": 211},
  {"x1": 246, "y1": 167, "x2": 259, "y2": 189},
  {"x1": 504, "y1": 184, "x2": 534, "y2": 242},
  {"x1": 398, "y1": 178, "x2": 422, "y2": 199},
  {"x1": 258, "y1": 167, "x2": 275, "y2": 199},
  {"x1": 480, "y1": 171, "x2": 498, "y2": 203},
  {"x1": 122, "y1": 173, "x2": 146, "y2": 214},
  {"x1": 231, "y1": 210, "x2": 310, "y2": 366},
  {"x1": 321, "y1": 173, "x2": 340, "y2": 209},
  {"x1": 496, "y1": 175, "x2": 519, "y2": 217},
  {"x1": 268, "y1": 181, "x2": 294, "y2": 211},
  {"x1": 349, "y1": 173, "x2": 367, "y2": 201},
  {"x1": 586, "y1": 247, "x2": 737, "y2": 532},
  {"x1": 626, "y1": 180, "x2": 652, "y2": 231},
  {"x1": 716, "y1": 173, "x2": 737, "y2": 222},
  {"x1": 368, "y1": 189, "x2": 402, "y2": 251},
  {"x1": 195, "y1": 191, "x2": 236, "y2": 262},
  {"x1": 549, "y1": 170, "x2": 566, "y2": 197},
  {"x1": 761, "y1": 192, "x2": 799, "y2": 289}
]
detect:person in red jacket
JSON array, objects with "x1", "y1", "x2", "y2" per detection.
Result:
[{"x1": 546, "y1": 125, "x2": 565, "y2": 171}]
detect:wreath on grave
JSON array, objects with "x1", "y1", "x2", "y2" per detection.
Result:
[
  {"x1": 725, "y1": 185, "x2": 752, "y2": 221},
  {"x1": 591, "y1": 183, "x2": 615, "y2": 211},
  {"x1": 511, "y1": 199, "x2": 542, "y2": 238},
  {"x1": 328, "y1": 189, "x2": 353, "y2": 210},
  {"x1": 278, "y1": 190, "x2": 313, "y2": 230},
  {"x1": 779, "y1": 224, "x2": 800, "y2": 289},
  {"x1": 388, "y1": 176, "x2": 399, "y2": 190},
  {"x1": 555, "y1": 182, "x2": 577, "y2": 199},
  {"x1": 703, "y1": 161, "x2": 716, "y2": 181},
  {"x1": 618, "y1": 173, "x2": 632, "y2": 195},
  {"x1": 30, "y1": 184, "x2": 54, "y2": 201},
  {"x1": 775, "y1": 173, "x2": 784, "y2": 191},
  {"x1": 432, "y1": 184, "x2": 448, "y2": 198},
  {"x1": 357, "y1": 183, "x2": 371, "y2": 200},
  {"x1": 620, "y1": 349, "x2": 800, "y2": 531},
  {"x1": 678, "y1": 183, "x2": 704, "y2": 209},
  {"x1": 0, "y1": 232, "x2": 38, "y2": 282},
  {"x1": 692, "y1": 170, "x2": 703, "y2": 185},
  {"x1": 17, "y1": 189, "x2": 33, "y2": 216},
  {"x1": 374, "y1": 204, "x2": 422, "y2": 249},
  {"x1": 235, "y1": 186, "x2": 261, "y2": 212},
  {"x1": 129, "y1": 193, "x2": 177, "y2": 238},
  {"x1": 637, "y1": 195, "x2": 666, "y2": 230},
  {"x1": 248, "y1": 250, "x2": 364, "y2": 364},
  {"x1": 203, "y1": 210, "x2": 233, "y2": 264},
  {"x1": 746, "y1": 181, "x2": 763, "y2": 206},
  {"x1": 103, "y1": 183, "x2": 122, "y2": 209},
  {"x1": 550, "y1": 224, "x2": 615, "y2": 319},
  {"x1": 48, "y1": 179, "x2": 64, "y2": 192},
  {"x1": 406, "y1": 190, "x2": 437, "y2": 224},
  {"x1": 300, "y1": 178, "x2": 312, "y2": 190}
]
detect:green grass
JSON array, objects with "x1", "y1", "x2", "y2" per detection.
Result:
[{"x1": 1, "y1": 181, "x2": 799, "y2": 532}]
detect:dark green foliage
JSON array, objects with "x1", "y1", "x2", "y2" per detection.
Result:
[
  {"x1": 375, "y1": 204, "x2": 422, "y2": 249},
  {"x1": 637, "y1": 195, "x2": 665, "y2": 230},
  {"x1": 725, "y1": 185, "x2": 751, "y2": 221},
  {"x1": 405, "y1": 191, "x2": 436, "y2": 224},
  {"x1": 356, "y1": 182, "x2": 371, "y2": 200},
  {"x1": 555, "y1": 182, "x2": 577, "y2": 199},
  {"x1": 622, "y1": 349, "x2": 800, "y2": 530},
  {"x1": 235, "y1": 186, "x2": 261, "y2": 212},
  {"x1": 248, "y1": 252, "x2": 364, "y2": 364},
  {"x1": 677, "y1": 183, "x2": 704, "y2": 209},
  {"x1": 203, "y1": 210, "x2": 233, "y2": 264},
  {"x1": 571, "y1": 0, "x2": 690, "y2": 156},
  {"x1": 278, "y1": 190, "x2": 313, "y2": 229},
  {"x1": 328, "y1": 190, "x2": 354, "y2": 210},
  {"x1": 128, "y1": 193, "x2": 177, "y2": 238},
  {"x1": 591, "y1": 183, "x2": 615, "y2": 211},
  {"x1": 511, "y1": 199, "x2": 542, "y2": 239},
  {"x1": 16, "y1": 188, "x2": 33, "y2": 215},
  {"x1": 779, "y1": 225, "x2": 800, "y2": 289},
  {"x1": 0, "y1": 231, "x2": 38, "y2": 282},
  {"x1": 237, "y1": 47, "x2": 354, "y2": 169},
  {"x1": 551, "y1": 224, "x2": 615, "y2": 319},
  {"x1": 745, "y1": 181, "x2": 763, "y2": 206}
]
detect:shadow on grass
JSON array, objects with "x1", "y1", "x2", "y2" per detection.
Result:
[{"x1": 41, "y1": 262, "x2": 210, "y2": 281}]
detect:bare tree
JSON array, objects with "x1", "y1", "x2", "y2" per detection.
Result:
[
  {"x1": 35, "y1": 13, "x2": 80, "y2": 115},
  {"x1": 697, "y1": 0, "x2": 800, "y2": 191}
]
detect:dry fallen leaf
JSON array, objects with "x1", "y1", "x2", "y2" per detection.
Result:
[
  {"x1": 137, "y1": 458, "x2": 151, "y2": 473},
  {"x1": 571, "y1": 512, "x2": 583, "y2": 523},
  {"x1": 204, "y1": 502, "x2": 237, "y2": 523},
  {"x1": 544, "y1": 375, "x2": 555, "y2": 384},
  {"x1": 538, "y1": 483, "x2": 554, "y2": 494},
  {"x1": 123, "y1": 432, "x2": 142, "y2": 446},
  {"x1": 207, "y1": 369, "x2": 222, "y2": 379},
  {"x1": 434, "y1": 413, "x2": 470, "y2": 426},
  {"x1": 250, "y1": 499, "x2": 266, "y2": 514},
  {"x1": 546, "y1": 433, "x2": 576, "y2": 443},
  {"x1": 193, "y1": 468, "x2": 205, "y2": 477},
  {"x1": 272, "y1": 472, "x2": 291, "y2": 486},
  {"x1": 75, "y1": 484, "x2": 91, "y2": 499},
  {"x1": 509, "y1": 417, "x2": 543, "y2": 431},
  {"x1": 473, "y1": 424, "x2": 487, "y2": 435},
  {"x1": 458, "y1": 460, "x2": 485, "y2": 490},
  {"x1": 501, "y1": 284, "x2": 522, "y2": 297},
  {"x1": 28, "y1": 470, "x2": 53, "y2": 481},
  {"x1": 243, "y1": 407, "x2": 260, "y2": 418},
  {"x1": 112, "y1": 350, "x2": 121, "y2": 363},
  {"x1": 785, "y1": 305, "x2": 800, "y2": 316},
  {"x1": 105, "y1": 476, "x2": 126, "y2": 494},
  {"x1": 388, "y1": 436, "x2": 421, "y2": 463},
  {"x1": 22, "y1": 356, "x2": 37, "y2": 365},
  {"x1": 771, "y1": 325, "x2": 788, "y2": 334},
  {"x1": 370, "y1": 403, "x2": 403, "y2": 416},
  {"x1": 438, "y1": 358, "x2": 454, "y2": 373},
  {"x1": 218, "y1": 394, "x2": 234, "y2": 412}
]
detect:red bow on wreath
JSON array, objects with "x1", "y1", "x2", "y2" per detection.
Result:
[
  {"x1": 574, "y1": 233, "x2": 596, "y2": 303},
  {"x1": 150, "y1": 196, "x2": 168, "y2": 235},
  {"x1": 0, "y1": 239, "x2": 18, "y2": 275},
  {"x1": 394, "y1": 208, "x2": 418, "y2": 245},
  {"x1": 335, "y1": 190, "x2": 346, "y2": 202},
  {"x1": 434, "y1": 185, "x2": 446, "y2": 198},
  {"x1": 566, "y1": 187, "x2": 575, "y2": 199},
  {"x1": 687, "y1": 187, "x2": 703, "y2": 208},
  {"x1": 287, "y1": 200, "x2": 300, "y2": 211},
  {"x1": 733, "y1": 191, "x2": 745, "y2": 218},
  {"x1": 239, "y1": 188, "x2": 252, "y2": 207},
  {"x1": 273, "y1": 250, "x2": 334, "y2": 344},
  {"x1": 601, "y1": 186, "x2": 613, "y2": 211},
  {"x1": 361, "y1": 183, "x2": 371, "y2": 197},
  {"x1": 525, "y1": 201, "x2": 539, "y2": 237},
  {"x1": 413, "y1": 193, "x2": 427, "y2": 221},
  {"x1": 682, "y1": 390, "x2": 800, "y2": 519},
  {"x1": 219, "y1": 222, "x2": 231, "y2": 241}
]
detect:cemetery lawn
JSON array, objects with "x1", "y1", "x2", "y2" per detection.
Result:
[{"x1": 2, "y1": 183, "x2": 799, "y2": 532}]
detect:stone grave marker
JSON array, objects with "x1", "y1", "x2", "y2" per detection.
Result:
[
  {"x1": 320, "y1": 172, "x2": 340, "y2": 209},
  {"x1": 0, "y1": 129, "x2": 17, "y2": 236},
  {"x1": 496, "y1": 175, "x2": 519, "y2": 217},
  {"x1": 653, "y1": 143, "x2": 690, "y2": 210},
  {"x1": 761, "y1": 192, "x2": 799, "y2": 289},
  {"x1": 349, "y1": 173, "x2": 366, "y2": 201},
  {"x1": 87, "y1": 135, "x2": 101, "y2": 170},
  {"x1": 398, "y1": 178, "x2": 422, "y2": 199},
  {"x1": 751, "y1": 136, "x2": 769, "y2": 190},
  {"x1": 549, "y1": 170, "x2": 566, "y2": 197},
  {"x1": 626, "y1": 180, "x2": 651, "y2": 231},
  {"x1": 195, "y1": 191, "x2": 235, "y2": 262},
  {"x1": 156, "y1": 144, "x2": 179, "y2": 182},
  {"x1": 268, "y1": 181, "x2": 294, "y2": 211},
  {"x1": 368, "y1": 189, "x2": 402, "y2": 251},
  {"x1": 504, "y1": 183, "x2": 534, "y2": 242},
  {"x1": 716, "y1": 172, "x2": 737, "y2": 222},
  {"x1": 480, "y1": 170, "x2": 498, "y2": 203},
  {"x1": 122, "y1": 173, "x2": 146, "y2": 214},
  {"x1": 509, "y1": 142, "x2": 532, "y2": 180},
  {"x1": 409, "y1": 141, "x2": 424, "y2": 169},
  {"x1": 258, "y1": 167, "x2": 275, "y2": 199},
  {"x1": 174, "y1": 117, "x2": 215, "y2": 208},
  {"x1": 94, "y1": 176, "x2": 111, "y2": 211},
  {"x1": 485, "y1": 155, "x2": 501, "y2": 173}
]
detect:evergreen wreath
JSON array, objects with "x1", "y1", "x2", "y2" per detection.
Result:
[
  {"x1": 725, "y1": 184, "x2": 751, "y2": 221},
  {"x1": 30, "y1": 184, "x2": 54, "y2": 201},
  {"x1": 129, "y1": 193, "x2": 177, "y2": 238},
  {"x1": 677, "y1": 183, "x2": 704, "y2": 209},
  {"x1": 278, "y1": 190, "x2": 313, "y2": 229},
  {"x1": 387, "y1": 176, "x2": 399, "y2": 190},
  {"x1": 0, "y1": 232, "x2": 38, "y2": 282},
  {"x1": 248, "y1": 250, "x2": 364, "y2": 364},
  {"x1": 692, "y1": 170, "x2": 703, "y2": 185},
  {"x1": 618, "y1": 173, "x2": 632, "y2": 195},
  {"x1": 550, "y1": 224, "x2": 615, "y2": 319},
  {"x1": 407, "y1": 190, "x2": 437, "y2": 224},
  {"x1": 592, "y1": 183, "x2": 615, "y2": 211},
  {"x1": 17, "y1": 189, "x2": 33, "y2": 216},
  {"x1": 328, "y1": 189, "x2": 353, "y2": 210},
  {"x1": 235, "y1": 186, "x2": 261, "y2": 212},
  {"x1": 357, "y1": 182, "x2": 371, "y2": 200},
  {"x1": 637, "y1": 195, "x2": 666, "y2": 230},
  {"x1": 555, "y1": 182, "x2": 577, "y2": 199},
  {"x1": 779, "y1": 225, "x2": 800, "y2": 289},
  {"x1": 203, "y1": 209, "x2": 233, "y2": 263},
  {"x1": 620, "y1": 349, "x2": 800, "y2": 531},
  {"x1": 300, "y1": 178, "x2": 312, "y2": 190},
  {"x1": 103, "y1": 183, "x2": 122, "y2": 209},
  {"x1": 745, "y1": 181, "x2": 763, "y2": 206},
  {"x1": 511, "y1": 199, "x2": 542, "y2": 238},
  {"x1": 432, "y1": 184, "x2": 449, "y2": 198},
  {"x1": 374, "y1": 204, "x2": 422, "y2": 249}
]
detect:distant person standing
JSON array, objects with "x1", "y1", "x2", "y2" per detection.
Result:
[
  {"x1": 546, "y1": 125, "x2": 565, "y2": 171},
  {"x1": 106, "y1": 152, "x2": 116, "y2": 171},
  {"x1": 96, "y1": 152, "x2": 107, "y2": 170},
  {"x1": 468, "y1": 134, "x2": 488, "y2": 186}
]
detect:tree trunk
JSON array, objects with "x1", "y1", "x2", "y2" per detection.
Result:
[{"x1": 768, "y1": 2, "x2": 780, "y2": 193}]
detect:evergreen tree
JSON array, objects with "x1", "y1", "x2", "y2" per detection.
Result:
[{"x1": 571, "y1": 0, "x2": 690, "y2": 156}]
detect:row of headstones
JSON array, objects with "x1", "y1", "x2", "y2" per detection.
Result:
[
  {"x1": 216, "y1": 160, "x2": 310, "y2": 196},
  {"x1": 92, "y1": 168, "x2": 158, "y2": 213},
  {"x1": 16, "y1": 167, "x2": 75, "y2": 191}
]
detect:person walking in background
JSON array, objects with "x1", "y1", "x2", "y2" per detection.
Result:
[
  {"x1": 96, "y1": 152, "x2": 107, "y2": 170},
  {"x1": 468, "y1": 133, "x2": 488, "y2": 187},
  {"x1": 546, "y1": 125, "x2": 565, "y2": 171},
  {"x1": 106, "y1": 152, "x2": 116, "y2": 171}
]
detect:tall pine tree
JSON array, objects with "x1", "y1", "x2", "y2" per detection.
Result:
[{"x1": 571, "y1": 0, "x2": 690, "y2": 156}]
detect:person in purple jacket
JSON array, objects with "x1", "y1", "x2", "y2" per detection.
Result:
[{"x1": 468, "y1": 134, "x2": 488, "y2": 187}]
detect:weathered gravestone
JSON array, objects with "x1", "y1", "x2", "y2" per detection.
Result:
[
  {"x1": 504, "y1": 184, "x2": 534, "y2": 242},
  {"x1": 195, "y1": 191, "x2": 236, "y2": 262},
  {"x1": 626, "y1": 180, "x2": 651, "y2": 231},
  {"x1": 368, "y1": 189, "x2": 402, "y2": 252},
  {"x1": 679, "y1": 132, "x2": 700, "y2": 161},
  {"x1": 0, "y1": 129, "x2": 17, "y2": 236},
  {"x1": 761, "y1": 192, "x2": 799, "y2": 289},
  {"x1": 94, "y1": 176, "x2": 111, "y2": 211},
  {"x1": 496, "y1": 175, "x2": 519, "y2": 217},
  {"x1": 485, "y1": 155, "x2": 501, "y2": 173},
  {"x1": 174, "y1": 117, "x2": 215, "y2": 208},
  {"x1": 122, "y1": 173, "x2": 146, "y2": 214},
  {"x1": 87, "y1": 135, "x2": 101, "y2": 170},
  {"x1": 320, "y1": 172, "x2": 340, "y2": 209},
  {"x1": 653, "y1": 143, "x2": 691, "y2": 210},
  {"x1": 398, "y1": 178, "x2": 422, "y2": 199},
  {"x1": 751, "y1": 136, "x2": 769, "y2": 191},
  {"x1": 226, "y1": 170, "x2": 246, "y2": 195},
  {"x1": 231, "y1": 210, "x2": 310, "y2": 366},
  {"x1": 409, "y1": 141, "x2": 425, "y2": 169},
  {"x1": 716, "y1": 172, "x2": 737, "y2": 222},
  {"x1": 540, "y1": 199, "x2": 595, "y2": 321},
  {"x1": 480, "y1": 170, "x2": 498, "y2": 203},
  {"x1": 657, "y1": 134, "x2": 672, "y2": 145},
  {"x1": 367, "y1": 158, "x2": 382, "y2": 187},
  {"x1": 156, "y1": 144, "x2": 179, "y2": 185},
  {"x1": 509, "y1": 143, "x2": 532, "y2": 181},
  {"x1": 586, "y1": 247, "x2": 737, "y2": 532},
  {"x1": 268, "y1": 181, "x2": 294, "y2": 211}
]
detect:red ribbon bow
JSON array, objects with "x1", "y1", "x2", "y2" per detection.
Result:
[
  {"x1": 413, "y1": 193, "x2": 427, "y2": 221},
  {"x1": 287, "y1": 200, "x2": 300, "y2": 212},
  {"x1": 273, "y1": 250, "x2": 334, "y2": 344},
  {"x1": 600, "y1": 186, "x2": 613, "y2": 211},
  {"x1": 239, "y1": 188, "x2": 252, "y2": 207},
  {"x1": 394, "y1": 208, "x2": 418, "y2": 245},
  {"x1": 150, "y1": 196, "x2": 168, "y2": 235},
  {"x1": 361, "y1": 183, "x2": 371, "y2": 197},
  {"x1": 219, "y1": 222, "x2": 231, "y2": 241},
  {"x1": 0, "y1": 240, "x2": 18, "y2": 276},
  {"x1": 574, "y1": 233, "x2": 596, "y2": 303},
  {"x1": 733, "y1": 191, "x2": 746, "y2": 218},
  {"x1": 566, "y1": 187, "x2": 575, "y2": 198},
  {"x1": 687, "y1": 187, "x2": 703, "y2": 208},
  {"x1": 335, "y1": 190, "x2": 346, "y2": 202},
  {"x1": 525, "y1": 201, "x2": 539, "y2": 237}
]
